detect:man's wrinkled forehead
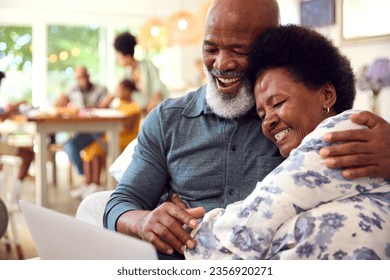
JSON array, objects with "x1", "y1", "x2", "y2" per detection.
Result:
[{"x1": 206, "y1": 0, "x2": 279, "y2": 38}]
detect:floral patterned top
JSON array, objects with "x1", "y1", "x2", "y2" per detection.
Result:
[{"x1": 185, "y1": 110, "x2": 390, "y2": 260}]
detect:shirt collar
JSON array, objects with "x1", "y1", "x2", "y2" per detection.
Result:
[
  {"x1": 182, "y1": 85, "x2": 258, "y2": 119},
  {"x1": 182, "y1": 86, "x2": 211, "y2": 117}
]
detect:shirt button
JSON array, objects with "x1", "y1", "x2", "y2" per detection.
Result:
[
  {"x1": 231, "y1": 145, "x2": 236, "y2": 151},
  {"x1": 228, "y1": 189, "x2": 235, "y2": 195}
]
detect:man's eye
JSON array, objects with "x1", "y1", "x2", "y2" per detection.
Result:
[{"x1": 203, "y1": 47, "x2": 217, "y2": 54}]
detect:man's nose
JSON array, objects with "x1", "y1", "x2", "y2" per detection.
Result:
[{"x1": 213, "y1": 51, "x2": 237, "y2": 72}]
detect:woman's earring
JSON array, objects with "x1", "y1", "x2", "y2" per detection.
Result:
[{"x1": 323, "y1": 107, "x2": 330, "y2": 115}]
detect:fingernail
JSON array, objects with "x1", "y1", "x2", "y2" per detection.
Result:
[
  {"x1": 166, "y1": 248, "x2": 174, "y2": 255},
  {"x1": 186, "y1": 240, "x2": 195, "y2": 249},
  {"x1": 323, "y1": 134, "x2": 332, "y2": 141},
  {"x1": 189, "y1": 219, "x2": 197, "y2": 227},
  {"x1": 320, "y1": 148, "x2": 329, "y2": 157},
  {"x1": 172, "y1": 193, "x2": 177, "y2": 197},
  {"x1": 343, "y1": 170, "x2": 352, "y2": 179},
  {"x1": 325, "y1": 158, "x2": 336, "y2": 166}
]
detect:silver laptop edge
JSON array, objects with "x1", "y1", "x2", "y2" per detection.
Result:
[{"x1": 19, "y1": 200, "x2": 158, "y2": 260}]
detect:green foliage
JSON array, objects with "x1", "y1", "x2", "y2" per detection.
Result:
[
  {"x1": 0, "y1": 26, "x2": 32, "y2": 71},
  {"x1": 0, "y1": 24, "x2": 162, "y2": 105},
  {"x1": 0, "y1": 25, "x2": 102, "y2": 103},
  {"x1": 46, "y1": 25, "x2": 101, "y2": 99},
  {"x1": 47, "y1": 25, "x2": 100, "y2": 72}
]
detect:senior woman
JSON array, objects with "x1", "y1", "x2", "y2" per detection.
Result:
[{"x1": 185, "y1": 24, "x2": 390, "y2": 260}]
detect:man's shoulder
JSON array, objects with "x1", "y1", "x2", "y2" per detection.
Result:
[
  {"x1": 67, "y1": 85, "x2": 80, "y2": 94},
  {"x1": 91, "y1": 84, "x2": 108, "y2": 94},
  {"x1": 142, "y1": 87, "x2": 206, "y2": 129},
  {"x1": 160, "y1": 86, "x2": 205, "y2": 111}
]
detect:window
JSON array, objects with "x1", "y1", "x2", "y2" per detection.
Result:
[
  {"x1": 46, "y1": 24, "x2": 102, "y2": 104},
  {"x1": 0, "y1": 26, "x2": 32, "y2": 105},
  {"x1": 0, "y1": 13, "x2": 185, "y2": 109}
]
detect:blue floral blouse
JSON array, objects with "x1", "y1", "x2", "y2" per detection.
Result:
[{"x1": 185, "y1": 110, "x2": 390, "y2": 260}]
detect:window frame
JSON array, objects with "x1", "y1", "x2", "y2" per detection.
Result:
[{"x1": 0, "y1": 8, "x2": 145, "y2": 108}]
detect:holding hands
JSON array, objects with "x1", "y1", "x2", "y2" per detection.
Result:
[{"x1": 117, "y1": 197, "x2": 205, "y2": 255}]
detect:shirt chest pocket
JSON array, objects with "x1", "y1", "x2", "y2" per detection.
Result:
[{"x1": 168, "y1": 153, "x2": 224, "y2": 201}]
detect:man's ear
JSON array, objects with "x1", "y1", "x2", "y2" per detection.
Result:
[{"x1": 321, "y1": 82, "x2": 337, "y2": 109}]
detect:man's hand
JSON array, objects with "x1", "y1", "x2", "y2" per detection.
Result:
[
  {"x1": 54, "y1": 94, "x2": 69, "y2": 107},
  {"x1": 320, "y1": 111, "x2": 390, "y2": 179},
  {"x1": 117, "y1": 202, "x2": 205, "y2": 255},
  {"x1": 170, "y1": 193, "x2": 188, "y2": 209}
]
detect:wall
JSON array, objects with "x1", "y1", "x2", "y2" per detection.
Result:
[
  {"x1": 0, "y1": 0, "x2": 203, "y2": 18},
  {"x1": 280, "y1": 0, "x2": 390, "y2": 118},
  {"x1": 340, "y1": 40, "x2": 390, "y2": 118}
]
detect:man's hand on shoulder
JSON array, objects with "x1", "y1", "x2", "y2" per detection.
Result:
[{"x1": 320, "y1": 111, "x2": 390, "y2": 179}]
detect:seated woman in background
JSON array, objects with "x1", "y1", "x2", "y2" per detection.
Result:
[
  {"x1": 185, "y1": 25, "x2": 390, "y2": 260},
  {"x1": 0, "y1": 71, "x2": 34, "y2": 205},
  {"x1": 73, "y1": 79, "x2": 141, "y2": 199}
]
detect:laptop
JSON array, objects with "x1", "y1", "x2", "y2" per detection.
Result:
[{"x1": 19, "y1": 200, "x2": 158, "y2": 260}]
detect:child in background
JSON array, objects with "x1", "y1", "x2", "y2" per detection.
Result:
[{"x1": 71, "y1": 79, "x2": 141, "y2": 199}]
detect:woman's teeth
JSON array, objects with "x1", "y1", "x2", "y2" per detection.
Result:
[{"x1": 275, "y1": 128, "x2": 291, "y2": 142}]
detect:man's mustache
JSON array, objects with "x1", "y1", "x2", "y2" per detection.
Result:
[{"x1": 209, "y1": 69, "x2": 243, "y2": 78}]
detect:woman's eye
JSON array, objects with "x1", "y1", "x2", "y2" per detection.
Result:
[
  {"x1": 273, "y1": 100, "x2": 286, "y2": 108},
  {"x1": 234, "y1": 50, "x2": 249, "y2": 56},
  {"x1": 258, "y1": 112, "x2": 265, "y2": 120}
]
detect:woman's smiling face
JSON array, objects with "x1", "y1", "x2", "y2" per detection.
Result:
[{"x1": 254, "y1": 68, "x2": 330, "y2": 158}]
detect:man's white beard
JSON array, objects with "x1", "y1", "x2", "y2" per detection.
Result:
[{"x1": 204, "y1": 69, "x2": 255, "y2": 119}]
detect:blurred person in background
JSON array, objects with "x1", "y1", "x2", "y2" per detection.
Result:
[
  {"x1": 113, "y1": 32, "x2": 168, "y2": 116},
  {"x1": 77, "y1": 79, "x2": 141, "y2": 199},
  {"x1": 54, "y1": 66, "x2": 109, "y2": 197},
  {"x1": 0, "y1": 70, "x2": 34, "y2": 205},
  {"x1": 55, "y1": 65, "x2": 108, "y2": 109}
]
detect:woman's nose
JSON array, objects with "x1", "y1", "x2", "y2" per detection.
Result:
[{"x1": 263, "y1": 111, "x2": 278, "y2": 130}]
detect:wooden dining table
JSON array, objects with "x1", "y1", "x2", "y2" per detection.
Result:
[{"x1": 0, "y1": 109, "x2": 126, "y2": 207}]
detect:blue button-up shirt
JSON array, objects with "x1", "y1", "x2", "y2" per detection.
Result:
[{"x1": 104, "y1": 86, "x2": 284, "y2": 230}]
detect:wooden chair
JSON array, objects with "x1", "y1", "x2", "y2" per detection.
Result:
[
  {"x1": 0, "y1": 155, "x2": 24, "y2": 259},
  {"x1": 48, "y1": 143, "x2": 73, "y2": 187},
  {"x1": 47, "y1": 133, "x2": 74, "y2": 188}
]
